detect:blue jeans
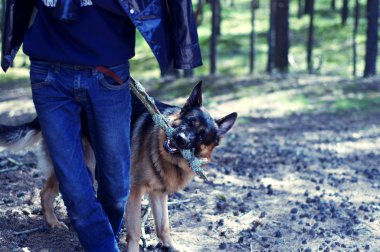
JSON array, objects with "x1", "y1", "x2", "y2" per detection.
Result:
[{"x1": 30, "y1": 60, "x2": 132, "y2": 252}]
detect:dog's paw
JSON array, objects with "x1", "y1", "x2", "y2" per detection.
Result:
[
  {"x1": 169, "y1": 246, "x2": 188, "y2": 252},
  {"x1": 49, "y1": 221, "x2": 68, "y2": 230},
  {"x1": 159, "y1": 243, "x2": 188, "y2": 252},
  {"x1": 127, "y1": 240, "x2": 140, "y2": 252}
]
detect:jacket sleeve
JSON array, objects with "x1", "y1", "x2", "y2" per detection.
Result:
[
  {"x1": 1, "y1": 0, "x2": 35, "y2": 72},
  {"x1": 166, "y1": 0, "x2": 202, "y2": 70}
]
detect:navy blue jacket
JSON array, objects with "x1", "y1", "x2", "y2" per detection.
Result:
[{"x1": 1, "y1": 0, "x2": 202, "y2": 73}]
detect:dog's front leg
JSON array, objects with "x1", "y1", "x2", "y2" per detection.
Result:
[
  {"x1": 126, "y1": 186, "x2": 143, "y2": 252},
  {"x1": 149, "y1": 192, "x2": 179, "y2": 250},
  {"x1": 40, "y1": 171, "x2": 68, "y2": 229}
]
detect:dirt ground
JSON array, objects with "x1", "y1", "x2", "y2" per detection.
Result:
[{"x1": 0, "y1": 75, "x2": 379, "y2": 252}]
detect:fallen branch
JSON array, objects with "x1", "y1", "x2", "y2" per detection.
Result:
[
  {"x1": 141, "y1": 198, "x2": 191, "y2": 206},
  {"x1": 168, "y1": 199, "x2": 191, "y2": 205},
  {"x1": 141, "y1": 205, "x2": 151, "y2": 223},
  {"x1": 7, "y1": 157, "x2": 23, "y2": 166},
  {"x1": 0, "y1": 166, "x2": 21, "y2": 174},
  {"x1": 140, "y1": 206, "x2": 152, "y2": 249},
  {"x1": 354, "y1": 223, "x2": 375, "y2": 232},
  {"x1": 14, "y1": 225, "x2": 45, "y2": 235}
]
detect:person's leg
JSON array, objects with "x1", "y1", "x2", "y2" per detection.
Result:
[
  {"x1": 84, "y1": 62, "x2": 132, "y2": 238},
  {"x1": 30, "y1": 61, "x2": 119, "y2": 251}
]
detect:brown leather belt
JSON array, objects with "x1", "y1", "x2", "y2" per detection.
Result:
[{"x1": 96, "y1": 66, "x2": 124, "y2": 85}]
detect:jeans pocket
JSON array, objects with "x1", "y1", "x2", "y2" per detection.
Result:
[
  {"x1": 30, "y1": 61, "x2": 51, "y2": 89},
  {"x1": 98, "y1": 63, "x2": 130, "y2": 91}
]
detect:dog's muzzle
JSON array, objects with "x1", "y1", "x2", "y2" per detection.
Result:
[
  {"x1": 164, "y1": 139, "x2": 179, "y2": 154},
  {"x1": 164, "y1": 131, "x2": 195, "y2": 155}
]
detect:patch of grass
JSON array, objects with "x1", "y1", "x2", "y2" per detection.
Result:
[
  {"x1": 282, "y1": 77, "x2": 380, "y2": 115},
  {"x1": 331, "y1": 96, "x2": 380, "y2": 111},
  {"x1": 0, "y1": 69, "x2": 29, "y2": 87},
  {"x1": 218, "y1": 194, "x2": 227, "y2": 202},
  {"x1": 237, "y1": 116, "x2": 254, "y2": 125},
  {"x1": 270, "y1": 92, "x2": 313, "y2": 112}
]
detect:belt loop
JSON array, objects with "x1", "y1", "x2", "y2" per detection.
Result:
[
  {"x1": 53, "y1": 63, "x2": 60, "y2": 74},
  {"x1": 92, "y1": 67, "x2": 98, "y2": 76}
]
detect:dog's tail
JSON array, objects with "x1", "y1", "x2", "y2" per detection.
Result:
[{"x1": 0, "y1": 118, "x2": 42, "y2": 152}]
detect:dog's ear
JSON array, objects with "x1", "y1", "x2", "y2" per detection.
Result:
[
  {"x1": 216, "y1": 112, "x2": 238, "y2": 136},
  {"x1": 182, "y1": 81, "x2": 203, "y2": 113}
]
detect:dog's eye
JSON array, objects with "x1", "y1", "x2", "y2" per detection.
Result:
[
  {"x1": 199, "y1": 129, "x2": 206, "y2": 136},
  {"x1": 187, "y1": 118, "x2": 196, "y2": 127},
  {"x1": 199, "y1": 129, "x2": 206, "y2": 142}
]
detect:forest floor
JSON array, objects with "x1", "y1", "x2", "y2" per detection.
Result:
[{"x1": 0, "y1": 74, "x2": 379, "y2": 252}]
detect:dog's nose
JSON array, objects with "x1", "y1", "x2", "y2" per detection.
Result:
[{"x1": 175, "y1": 132, "x2": 192, "y2": 148}]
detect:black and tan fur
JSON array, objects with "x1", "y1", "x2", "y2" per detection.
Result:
[{"x1": 0, "y1": 81, "x2": 237, "y2": 251}]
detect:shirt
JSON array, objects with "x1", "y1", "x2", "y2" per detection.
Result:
[{"x1": 23, "y1": 0, "x2": 136, "y2": 66}]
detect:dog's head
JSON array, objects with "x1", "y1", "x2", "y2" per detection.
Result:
[{"x1": 164, "y1": 81, "x2": 237, "y2": 160}]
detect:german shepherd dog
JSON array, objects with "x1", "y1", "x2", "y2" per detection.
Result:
[{"x1": 0, "y1": 81, "x2": 237, "y2": 251}]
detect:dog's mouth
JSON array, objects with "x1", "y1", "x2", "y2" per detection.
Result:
[{"x1": 164, "y1": 139, "x2": 179, "y2": 154}]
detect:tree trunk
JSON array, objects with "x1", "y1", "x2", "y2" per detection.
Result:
[
  {"x1": 183, "y1": 69, "x2": 194, "y2": 78},
  {"x1": 195, "y1": 0, "x2": 204, "y2": 26},
  {"x1": 274, "y1": 0, "x2": 289, "y2": 72},
  {"x1": 352, "y1": 0, "x2": 360, "y2": 77},
  {"x1": 341, "y1": 0, "x2": 349, "y2": 26},
  {"x1": 304, "y1": 0, "x2": 313, "y2": 14},
  {"x1": 331, "y1": 0, "x2": 336, "y2": 10},
  {"x1": 217, "y1": 0, "x2": 222, "y2": 36},
  {"x1": 253, "y1": 0, "x2": 260, "y2": 8},
  {"x1": 249, "y1": 0, "x2": 257, "y2": 74},
  {"x1": 364, "y1": 0, "x2": 379, "y2": 77},
  {"x1": 161, "y1": 63, "x2": 181, "y2": 81},
  {"x1": 210, "y1": 0, "x2": 220, "y2": 75},
  {"x1": 267, "y1": 0, "x2": 276, "y2": 73},
  {"x1": 298, "y1": 0, "x2": 303, "y2": 18},
  {"x1": 0, "y1": 0, "x2": 5, "y2": 39},
  {"x1": 161, "y1": 63, "x2": 180, "y2": 79},
  {"x1": 307, "y1": 0, "x2": 315, "y2": 73}
]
